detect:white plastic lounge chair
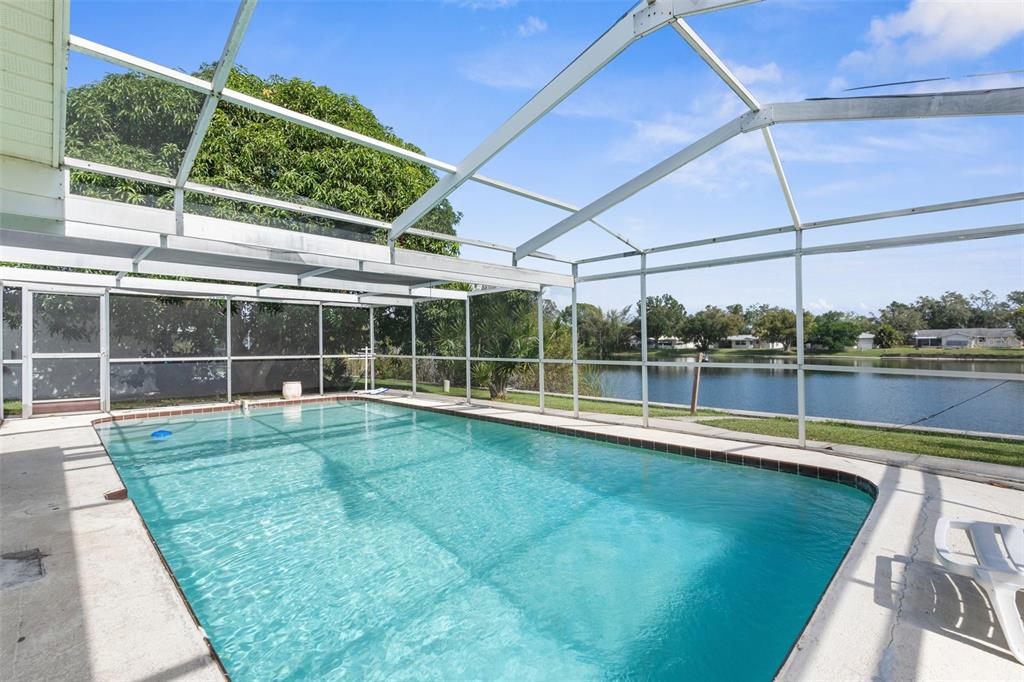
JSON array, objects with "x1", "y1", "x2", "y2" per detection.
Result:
[
  {"x1": 934, "y1": 517, "x2": 1024, "y2": 663},
  {"x1": 355, "y1": 387, "x2": 390, "y2": 395}
]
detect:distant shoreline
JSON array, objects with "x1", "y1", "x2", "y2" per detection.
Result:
[{"x1": 611, "y1": 347, "x2": 1024, "y2": 362}]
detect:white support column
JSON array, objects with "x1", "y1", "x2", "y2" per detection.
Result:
[
  {"x1": 100, "y1": 290, "x2": 110, "y2": 412},
  {"x1": 411, "y1": 301, "x2": 417, "y2": 394},
  {"x1": 225, "y1": 296, "x2": 232, "y2": 401},
  {"x1": 795, "y1": 232, "x2": 807, "y2": 446},
  {"x1": 369, "y1": 306, "x2": 376, "y2": 390},
  {"x1": 464, "y1": 297, "x2": 471, "y2": 404},
  {"x1": 761, "y1": 127, "x2": 807, "y2": 447},
  {"x1": 173, "y1": 187, "x2": 184, "y2": 236},
  {"x1": 640, "y1": 254, "x2": 649, "y2": 427},
  {"x1": 571, "y1": 264, "x2": 579, "y2": 418},
  {"x1": 537, "y1": 287, "x2": 545, "y2": 414},
  {"x1": 318, "y1": 302, "x2": 324, "y2": 395},
  {"x1": 21, "y1": 288, "x2": 32, "y2": 418}
]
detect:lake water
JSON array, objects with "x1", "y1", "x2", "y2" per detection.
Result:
[{"x1": 598, "y1": 357, "x2": 1024, "y2": 436}]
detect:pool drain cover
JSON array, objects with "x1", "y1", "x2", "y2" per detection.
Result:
[{"x1": 1, "y1": 549, "x2": 45, "y2": 589}]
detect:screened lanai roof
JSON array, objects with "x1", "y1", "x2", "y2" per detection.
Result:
[{"x1": 1, "y1": 0, "x2": 1022, "y2": 306}]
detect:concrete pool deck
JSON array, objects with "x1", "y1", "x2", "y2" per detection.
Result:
[{"x1": 1, "y1": 394, "x2": 1021, "y2": 681}]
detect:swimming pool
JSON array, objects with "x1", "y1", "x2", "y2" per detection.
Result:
[{"x1": 97, "y1": 401, "x2": 873, "y2": 681}]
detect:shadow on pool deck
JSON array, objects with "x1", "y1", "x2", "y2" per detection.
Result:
[
  {"x1": 1, "y1": 440, "x2": 93, "y2": 680},
  {"x1": 0, "y1": 423, "x2": 222, "y2": 682},
  {"x1": 870, "y1": 470, "x2": 1023, "y2": 677}
]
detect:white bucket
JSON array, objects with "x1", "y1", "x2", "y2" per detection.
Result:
[
  {"x1": 282, "y1": 381, "x2": 302, "y2": 400},
  {"x1": 443, "y1": 380, "x2": 450, "y2": 393}
]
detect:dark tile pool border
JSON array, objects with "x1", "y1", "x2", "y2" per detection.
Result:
[{"x1": 92, "y1": 395, "x2": 878, "y2": 500}]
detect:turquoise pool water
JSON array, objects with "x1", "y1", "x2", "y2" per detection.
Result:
[{"x1": 97, "y1": 401, "x2": 872, "y2": 681}]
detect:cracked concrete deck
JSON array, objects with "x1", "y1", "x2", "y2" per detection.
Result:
[
  {"x1": 2, "y1": 394, "x2": 1022, "y2": 681},
  {"x1": 0, "y1": 414, "x2": 223, "y2": 682}
]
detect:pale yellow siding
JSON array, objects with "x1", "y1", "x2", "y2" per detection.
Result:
[{"x1": 0, "y1": 0, "x2": 64, "y2": 166}]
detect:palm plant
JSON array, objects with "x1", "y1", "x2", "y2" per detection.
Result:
[{"x1": 470, "y1": 292, "x2": 538, "y2": 399}]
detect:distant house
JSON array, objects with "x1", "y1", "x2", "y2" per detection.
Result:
[
  {"x1": 649, "y1": 336, "x2": 694, "y2": 350},
  {"x1": 725, "y1": 334, "x2": 783, "y2": 350},
  {"x1": 913, "y1": 328, "x2": 1021, "y2": 349},
  {"x1": 856, "y1": 332, "x2": 875, "y2": 350}
]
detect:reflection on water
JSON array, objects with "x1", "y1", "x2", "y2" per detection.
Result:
[{"x1": 600, "y1": 356, "x2": 1024, "y2": 436}]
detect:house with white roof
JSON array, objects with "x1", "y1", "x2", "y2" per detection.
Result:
[
  {"x1": 856, "y1": 332, "x2": 875, "y2": 350},
  {"x1": 913, "y1": 328, "x2": 1021, "y2": 349},
  {"x1": 725, "y1": 334, "x2": 784, "y2": 350}
]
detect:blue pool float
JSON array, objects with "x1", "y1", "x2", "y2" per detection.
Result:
[{"x1": 151, "y1": 429, "x2": 173, "y2": 440}]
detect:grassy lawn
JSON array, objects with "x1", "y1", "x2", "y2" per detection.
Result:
[
  {"x1": 698, "y1": 416, "x2": 1024, "y2": 467},
  {"x1": 3, "y1": 399, "x2": 22, "y2": 416},
  {"x1": 376, "y1": 380, "x2": 720, "y2": 417}
]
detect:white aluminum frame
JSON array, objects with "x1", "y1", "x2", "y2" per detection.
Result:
[{"x1": 0, "y1": 0, "x2": 1019, "y2": 445}]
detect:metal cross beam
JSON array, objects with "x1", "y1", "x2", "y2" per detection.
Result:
[
  {"x1": 67, "y1": 35, "x2": 638, "y2": 258},
  {"x1": 387, "y1": 0, "x2": 760, "y2": 244},
  {"x1": 575, "y1": 190, "x2": 1024, "y2": 264},
  {"x1": 515, "y1": 113, "x2": 753, "y2": 260},
  {"x1": 671, "y1": 18, "x2": 759, "y2": 109},
  {"x1": 174, "y1": 0, "x2": 258, "y2": 187},
  {"x1": 515, "y1": 87, "x2": 1024, "y2": 260},
  {"x1": 576, "y1": 222, "x2": 1024, "y2": 281}
]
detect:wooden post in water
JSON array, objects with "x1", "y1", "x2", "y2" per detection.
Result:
[{"x1": 689, "y1": 352, "x2": 704, "y2": 416}]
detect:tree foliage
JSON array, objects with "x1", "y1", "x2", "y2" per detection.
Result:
[
  {"x1": 636, "y1": 294, "x2": 686, "y2": 341},
  {"x1": 682, "y1": 306, "x2": 744, "y2": 352},
  {"x1": 753, "y1": 307, "x2": 797, "y2": 351},
  {"x1": 877, "y1": 302, "x2": 925, "y2": 344},
  {"x1": 808, "y1": 311, "x2": 862, "y2": 351},
  {"x1": 66, "y1": 66, "x2": 461, "y2": 257},
  {"x1": 874, "y1": 323, "x2": 902, "y2": 349},
  {"x1": 469, "y1": 291, "x2": 538, "y2": 399},
  {"x1": 575, "y1": 303, "x2": 633, "y2": 359}
]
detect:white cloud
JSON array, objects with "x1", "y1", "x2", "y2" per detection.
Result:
[
  {"x1": 460, "y1": 44, "x2": 564, "y2": 89},
  {"x1": 806, "y1": 297, "x2": 834, "y2": 312},
  {"x1": 607, "y1": 90, "x2": 743, "y2": 161},
  {"x1": 841, "y1": 0, "x2": 1024, "y2": 71},
  {"x1": 445, "y1": 0, "x2": 518, "y2": 10},
  {"x1": 517, "y1": 16, "x2": 547, "y2": 38},
  {"x1": 730, "y1": 62, "x2": 782, "y2": 84},
  {"x1": 607, "y1": 103, "x2": 774, "y2": 195}
]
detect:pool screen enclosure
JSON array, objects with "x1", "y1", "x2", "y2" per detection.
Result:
[{"x1": 1, "y1": 0, "x2": 1022, "y2": 439}]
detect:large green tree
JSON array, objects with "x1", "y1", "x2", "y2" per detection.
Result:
[
  {"x1": 636, "y1": 294, "x2": 686, "y2": 342},
  {"x1": 682, "y1": 306, "x2": 743, "y2": 352},
  {"x1": 753, "y1": 307, "x2": 797, "y2": 351},
  {"x1": 914, "y1": 292, "x2": 972, "y2": 330},
  {"x1": 874, "y1": 323, "x2": 902, "y2": 349},
  {"x1": 808, "y1": 311, "x2": 863, "y2": 351},
  {"x1": 575, "y1": 303, "x2": 633, "y2": 359},
  {"x1": 878, "y1": 301, "x2": 925, "y2": 344},
  {"x1": 469, "y1": 291, "x2": 538, "y2": 399},
  {"x1": 65, "y1": 66, "x2": 461, "y2": 256}
]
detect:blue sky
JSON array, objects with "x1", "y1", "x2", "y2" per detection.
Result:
[{"x1": 69, "y1": 0, "x2": 1023, "y2": 314}]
